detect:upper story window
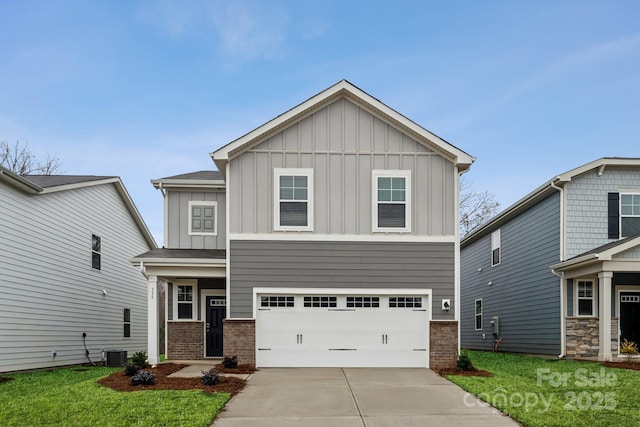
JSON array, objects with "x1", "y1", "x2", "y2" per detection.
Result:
[
  {"x1": 372, "y1": 170, "x2": 411, "y2": 232},
  {"x1": 274, "y1": 168, "x2": 313, "y2": 231},
  {"x1": 176, "y1": 284, "x2": 194, "y2": 320},
  {"x1": 576, "y1": 280, "x2": 595, "y2": 316},
  {"x1": 491, "y1": 229, "x2": 501, "y2": 266},
  {"x1": 91, "y1": 234, "x2": 101, "y2": 270},
  {"x1": 620, "y1": 194, "x2": 640, "y2": 238},
  {"x1": 475, "y1": 299, "x2": 483, "y2": 330},
  {"x1": 189, "y1": 201, "x2": 217, "y2": 236}
]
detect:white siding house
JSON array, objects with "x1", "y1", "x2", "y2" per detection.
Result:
[{"x1": 0, "y1": 166, "x2": 155, "y2": 372}]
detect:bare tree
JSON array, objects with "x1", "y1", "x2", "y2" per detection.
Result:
[
  {"x1": 0, "y1": 141, "x2": 62, "y2": 175},
  {"x1": 460, "y1": 176, "x2": 500, "y2": 237}
]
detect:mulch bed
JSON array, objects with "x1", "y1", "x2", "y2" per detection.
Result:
[
  {"x1": 435, "y1": 366, "x2": 493, "y2": 377},
  {"x1": 97, "y1": 363, "x2": 254, "y2": 395},
  {"x1": 602, "y1": 361, "x2": 640, "y2": 371}
]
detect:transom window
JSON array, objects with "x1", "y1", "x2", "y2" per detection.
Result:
[
  {"x1": 475, "y1": 299, "x2": 482, "y2": 330},
  {"x1": 373, "y1": 170, "x2": 411, "y2": 232},
  {"x1": 91, "y1": 234, "x2": 101, "y2": 270},
  {"x1": 303, "y1": 296, "x2": 337, "y2": 308},
  {"x1": 177, "y1": 285, "x2": 194, "y2": 319},
  {"x1": 189, "y1": 201, "x2": 217, "y2": 235},
  {"x1": 491, "y1": 229, "x2": 501, "y2": 266},
  {"x1": 389, "y1": 297, "x2": 422, "y2": 308},
  {"x1": 261, "y1": 296, "x2": 295, "y2": 308},
  {"x1": 123, "y1": 308, "x2": 131, "y2": 338},
  {"x1": 274, "y1": 169, "x2": 313, "y2": 231},
  {"x1": 346, "y1": 296, "x2": 380, "y2": 308},
  {"x1": 577, "y1": 280, "x2": 594, "y2": 316},
  {"x1": 620, "y1": 194, "x2": 640, "y2": 238}
]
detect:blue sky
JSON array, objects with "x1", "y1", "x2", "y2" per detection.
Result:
[{"x1": 2, "y1": 0, "x2": 639, "y2": 244}]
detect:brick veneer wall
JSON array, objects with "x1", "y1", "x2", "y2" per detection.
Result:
[
  {"x1": 167, "y1": 321, "x2": 204, "y2": 360},
  {"x1": 223, "y1": 319, "x2": 255, "y2": 366},
  {"x1": 430, "y1": 321, "x2": 458, "y2": 369}
]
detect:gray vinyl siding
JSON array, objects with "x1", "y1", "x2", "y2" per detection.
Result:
[
  {"x1": 0, "y1": 182, "x2": 151, "y2": 372},
  {"x1": 166, "y1": 190, "x2": 226, "y2": 249},
  {"x1": 460, "y1": 192, "x2": 561, "y2": 354},
  {"x1": 565, "y1": 168, "x2": 640, "y2": 259},
  {"x1": 228, "y1": 98, "x2": 456, "y2": 237},
  {"x1": 229, "y1": 240, "x2": 454, "y2": 320}
]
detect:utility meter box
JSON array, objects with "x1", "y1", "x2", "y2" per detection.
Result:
[{"x1": 491, "y1": 316, "x2": 500, "y2": 335}]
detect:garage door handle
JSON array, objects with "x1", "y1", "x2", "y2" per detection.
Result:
[
  {"x1": 382, "y1": 334, "x2": 388, "y2": 344},
  {"x1": 297, "y1": 334, "x2": 303, "y2": 344},
  {"x1": 329, "y1": 348, "x2": 356, "y2": 351}
]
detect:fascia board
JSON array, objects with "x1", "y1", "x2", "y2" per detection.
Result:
[
  {"x1": 0, "y1": 167, "x2": 42, "y2": 193},
  {"x1": 556, "y1": 158, "x2": 640, "y2": 183}
]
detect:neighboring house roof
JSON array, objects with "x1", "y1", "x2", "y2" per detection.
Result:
[
  {"x1": 551, "y1": 234, "x2": 640, "y2": 273},
  {"x1": 0, "y1": 165, "x2": 156, "y2": 248},
  {"x1": 211, "y1": 80, "x2": 475, "y2": 174},
  {"x1": 151, "y1": 170, "x2": 225, "y2": 189},
  {"x1": 133, "y1": 248, "x2": 227, "y2": 260},
  {"x1": 462, "y1": 157, "x2": 640, "y2": 247}
]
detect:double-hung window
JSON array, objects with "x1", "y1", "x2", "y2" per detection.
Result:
[
  {"x1": 189, "y1": 201, "x2": 217, "y2": 235},
  {"x1": 577, "y1": 280, "x2": 595, "y2": 316},
  {"x1": 123, "y1": 308, "x2": 131, "y2": 338},
  {"x1": 475, "y1": 299, "x2": 483, "y2": 330},
  {"x1": 91, "y1": 234, "x2": 101, "y2": 270},
  {"x1": 176, "y1": 284, "x2": 194, "y2": 320},
  {"x1": 491, "y1": 229, "x2": 501, "y2": 266},
  {"x1": 373, "y1": 170, "x2": 411, "y2": 232},
  {"x1": 274, "y1": 168, "x2": 313, "y2": 231},
  {"x1": 620, "y1": 194, "x2": 640, "y2": 238}
]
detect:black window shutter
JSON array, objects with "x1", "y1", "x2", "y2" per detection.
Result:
[{"x1": 608, "y1": 192, "x2": 619, "y2": 239}]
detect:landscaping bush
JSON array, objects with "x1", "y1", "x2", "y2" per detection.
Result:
[
  {"x1": 457, "y1": 350, "x2": 474, "y2": 371},
  {"x1": 123, "y1": 362, "x2": 141, "y2": 377},
  {"x1": 130, "y1": 370, "x2": 155, "y2": 386},
  {"x1": 222, "y1": 355, "x2": 238, "y2": 369},
  {"x1": 131, "y1": 351, "x2": 149, "y2": 369},
  {"x1": 201, "y1": 369, "x2": 220, "y2": 386},
  {"x1": 620, "y1": 339, "x2": 639, "y2": 362}
]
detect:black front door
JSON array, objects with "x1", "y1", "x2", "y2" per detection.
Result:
[
  {"x1": 205, "y1": 296, "x2": 226, "y2": 357},
  {"x1": 620, "y1": 293, "x2": 640, "y2": 346}
]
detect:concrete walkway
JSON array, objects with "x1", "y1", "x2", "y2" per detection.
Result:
[{"x1": 213, "y1": 368, "x2": 519, "y2": 426}]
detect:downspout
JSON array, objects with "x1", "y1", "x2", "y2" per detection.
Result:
[
  {"x1": 159, "y1": 182, "x2": 168, "y2": 248},
  {"x1": 550, "y1": 179, "x2": 565, "y2": 358}
]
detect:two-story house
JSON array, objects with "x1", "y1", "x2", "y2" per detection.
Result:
[
  {"x1": 134, "y1": 80, "x2": 474, "y2": 369},
  {"x1": 460, "y1": 158, "x2": 640, "y2": 361},
  {"x1": 0, "y1": 166, "x2": 155, "y2": 372}
]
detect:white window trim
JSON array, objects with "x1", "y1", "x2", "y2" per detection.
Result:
[
  {"x1": 273, "y1": 168, "x2": 314, "y2": 232},
  {"x1": 91, "y1": 233, "x2": 101, "y2": 271},
  {"x1": 491, "y1": 229, "x2": 501, "y2": 267},
  {"x1": 173, "y1": 279, "x2": 198, "y2": 321},
  {"x1": 188, "y1": 201, "x2": 218, "y2": 236},
  {"x1": 372, "y1": 169, "x2": 412, "y2": 233},
  {"x1": 619, "y1": 192, "x2": 640, "y2": 238},
  {"x1": 575, "y1": 279, "x2": 597, "y2": 317},
  {"x1": 475, "y1": 298, "x2": 483, "y2": 330}
]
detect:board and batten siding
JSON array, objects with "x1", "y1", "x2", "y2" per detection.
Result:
[
  {"x1": 228, "y1": 98, "x2": 456, "y2": 237},
  {"x1": 166, "y1": 190, "x2": 226, "y2": 249},
  {"x1": 229, "y1": 240, "x2": 454, "y2": 320},
  {"x1": 0, "y1": 182, "x2": 151, "y2": 372},
  {"x1": 460, "y1": 192, "x2": 561, "y2": 354},
  {"x1": 565, "y1": 167, "x2": 640, "y2": 259}
]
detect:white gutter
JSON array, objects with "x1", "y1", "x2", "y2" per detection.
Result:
[{"x1": 159, "y1": 182, "x2": 168, "y2": 248}]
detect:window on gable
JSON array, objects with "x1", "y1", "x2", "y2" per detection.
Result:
[
  {"x1": 475, "y1": 299, "x2": 482, "y2": 330},
  {"x1": 177, "y1": 285, "x2": 194, "y2": 319},
  {"x1": 123, "y1": 308, "x2": 131, "y2": 338},
  {"x1": 189, "y1": 201, "x2": 217, "y2": 235},
  {"x1": 577, "y1": 280, "x2": 594, "y2": 316},
  {"x1": 620, "y1": 194, "x2": 640, "y2": 238},
  {"x1": 274, "y1": 169, "x2": 313, "y2": 231},
  {"x1": 491, "y1": 229, "x2": 501, "y2": 266},
  {"x1": 91, "y1": 234, "x2": 101, "y2": 270},
  {"x1": 373, "y1": 170, "x2": 411, "y2": 232}
]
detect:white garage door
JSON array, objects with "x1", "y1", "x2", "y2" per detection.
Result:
[{"x1": 255, "y1": 291, "x2": 430, "y2": 368}]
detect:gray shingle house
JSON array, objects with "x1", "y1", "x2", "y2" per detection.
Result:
[
  {"x1": 0, "y1": 166, "x2": 155, "y2": 372},
  {"x1": 461, "y1": 158, "x2": 640, "y2": 361},
  {"x1": 133, "y1": 80, "x2": 475, "y2": 369}
]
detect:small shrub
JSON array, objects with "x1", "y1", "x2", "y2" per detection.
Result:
[
  {"x1": 123, "y1": 362, "x2": 140, "y2": 377},
  {"x1": 130, "y1": 370, "x2": 155, "y2": 386},
  {"x1": 620, "y1": 339, "x2": 639, "y2": 362},
  {"x1": 201, "y1": 368, "x2": 220, "y2": 386},
  {"x1": 131, "y1": 351, "x2": 149, "y2": 369},
  {"x1": 222, "y1": 355, "x2": 238, "y2": 369},
  {"x1": 457, "y1": 350, "x2": 474, "y2": 371}
]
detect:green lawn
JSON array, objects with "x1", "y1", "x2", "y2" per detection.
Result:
[
  {"x1": 448, "y1": 351, "x2": 640, "y2": 427},
  {"x1": 0, "y1": 366, "x2": 229, "y2": 427}
]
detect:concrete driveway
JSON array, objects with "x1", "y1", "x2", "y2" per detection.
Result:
[{"x1": 213, "y1": 368, "x2": 519, "y2": 426}]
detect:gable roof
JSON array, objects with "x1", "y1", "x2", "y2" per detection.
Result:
[
  {"x1": 551, "y1": 234, "x2": 640, "y2": 273},
  {"x1": 462, "y1": 157, "x2": 640, "y2": 247},
  {"x1": 0, "y1": 165, "x2": 156, "y2": 248},
  {"x1": 210, "y1": 80, "x2": 474, "y2": 174},
  {"x1": 151, "y1": 170, "x2": 225, "y2": 189}
]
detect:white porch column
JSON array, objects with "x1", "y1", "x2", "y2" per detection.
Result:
[
  {"x1": 147, "y1": 275, "x2": 160, "y2": 365},
  {"x1": 598, "y1": 271, "x2": 613, "y2": 361}
]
